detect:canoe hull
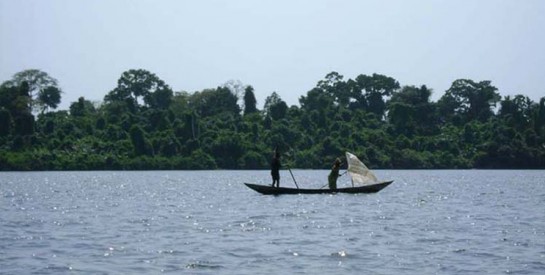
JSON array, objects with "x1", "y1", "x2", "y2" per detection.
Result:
[{"x1": 244, "y1": 181, "x2": 393, "y2": 195}]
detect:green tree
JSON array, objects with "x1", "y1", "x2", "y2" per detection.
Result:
[
  {"x1": 129, "y1": 125, "x2": 152, "y2": 156},
  {"x1": 243, "y1": 85, "x2": 258, "y2": 115},
  {"x1": 69, "y1": 97, "x2": 96, "y2": 117},
  {"x1": 317, "y1": 72, "x2": 350, "y2": 107},
  {"x1": 0, "y1": 81, "x2": 31, "y2": 115},
  {"x1": 239, "y1": 151, "x2": 267, "y2": 169},
  {"x1": 443, "y1": 79, "x2": 500, "y2": 122},
  {"x1": 147, "y1": 87, "x2": 173, "y2": 110},
  {"x1": 498, "y1": 95, "x2": 534, "y2": 129},
  {"x1": 354, "y1": 73, "x2": 400, "y2": 118},
  {"x1": 2, "y1": 68, "x2": 545, "y2": 171},
  {"x1": 189, "y1": 87, "x2": 240, "y2": 117},
  {"x1": 104, "y1": 69, "x2": 172, "y2": 110},
  {"x1": 0, "y1": 109, "x2": 12, "y2": 137},
  {"x1": 388, "y1": 85, "x2": 437, "y2": 136},
  {"x1": 0, "y1": 82, "x2": 34, "y2": 137},
  {"x1": 264, "y1": 92, "x2": 288, "y2": 120},
  {"x1": 1, "y1": 69, "x2": 62, "y2": 113},
  {"x1": 210, "y1": 131, "x2": 245, "y2": 169},
  {"x1": 14, "y1": 112, "x2": 35, "y2": 136},
  {"x1": 299, "y1": 87, "x2": 334, "y2": 129},
  {"x1": 300, "y1": 88, "x2": 334, "y2": 112},
  {"x1": 535, "y1": 97, "x2": 545, "y2": 135},
  {"x1": 37, "y1": 86, "x2": 61, "y2": 113}
]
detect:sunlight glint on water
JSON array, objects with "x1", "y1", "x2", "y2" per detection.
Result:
[{"x1": 1, "y1": 170, "x2": 544, "y2": 274}]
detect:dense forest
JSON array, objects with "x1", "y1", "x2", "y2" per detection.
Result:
[{"x1": 1, "y1": 69, "x2": 544, "y2": 170}]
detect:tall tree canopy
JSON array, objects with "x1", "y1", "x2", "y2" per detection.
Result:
[
  {"x1": 104, "y1": 69, "x2": 173, "y2": 110},
  {"x1": 188, "y1": 87, "x2": 240, "y2": 117},
  {"x1": 1, "y1": 69, "x2": 544, "y2": 170},
  {"x1": 243, "y1": 85, "x2": 258, "y2": 115},
  {"x1": 441, "y1": 79, "x2": 500, "y2": 123},
  {"x1": 264, "y1": 92, "x2": 288, "y2": 120},
  {"x1": 354, "y1": 73, "x2": 400, "y2": 118},
  {"x1": 388, "y1": 85, "x2": 437, "y2": 136},
  {"x1": 1, "y1": 69, "x2": 62, "y2": 113}
]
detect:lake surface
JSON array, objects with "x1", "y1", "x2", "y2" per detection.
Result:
[{"x1": 1, "y1": 170, "x2": 544, "y2": 274}]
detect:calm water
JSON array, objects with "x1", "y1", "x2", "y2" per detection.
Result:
[{"x1": 1, "y1": 170, "x2": 544, "y2": 274}]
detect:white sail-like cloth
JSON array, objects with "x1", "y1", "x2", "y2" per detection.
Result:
[{"x1": 346, "y1": 152, "x2": 378, "y2": 186}]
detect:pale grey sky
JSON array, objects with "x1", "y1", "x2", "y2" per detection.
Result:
[{"x1": 1, "y1": 0, "x2": 544, "y2": 110}]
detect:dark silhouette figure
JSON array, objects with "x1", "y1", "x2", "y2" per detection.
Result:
[
  {"x1": 271, "y1": 149, "x2": 281, "y2": 187},
  {"x1": 328, "y1": 158, "x2": 342, "y2": 190}
]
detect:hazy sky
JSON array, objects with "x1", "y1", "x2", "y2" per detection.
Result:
[{"x1": 1, "y1": 0, "x2": 544, "y2": 110}]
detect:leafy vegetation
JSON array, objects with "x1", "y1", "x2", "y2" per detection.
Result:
[{"x1": 1, "y1": 69, "x2": 544, "y2": 170}]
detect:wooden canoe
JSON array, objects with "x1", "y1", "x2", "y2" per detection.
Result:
[{"x1": 244, "y1": 181, "x2": 393, "y2": 195}]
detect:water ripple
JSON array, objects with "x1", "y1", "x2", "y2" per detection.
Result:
[{"x1": 1, "y1": 170, "x2": 544, "y2": 274}]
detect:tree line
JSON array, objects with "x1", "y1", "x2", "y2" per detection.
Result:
[{"x1": 1, "y1": 69, "x2": 544, "y2": 170}]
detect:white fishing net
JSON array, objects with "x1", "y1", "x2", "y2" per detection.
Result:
[{"x1": 346, "y1": 152, "x2": 378, "y2": 186}]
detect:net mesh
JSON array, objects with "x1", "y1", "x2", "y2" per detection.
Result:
[{"x1": 346, "y1": 152, "x2": 378, "y2": 186}]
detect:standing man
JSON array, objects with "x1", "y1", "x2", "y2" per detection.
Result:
[
  {"x1": 328, "y1": 158, "x2": 342, "y2": 190},
  {"x1": 271, "y1": 148, "x2": 281, "y2": 187}
]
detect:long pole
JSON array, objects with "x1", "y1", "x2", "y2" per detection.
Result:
[
  {"x1": 282, "y1": 149, "x2": 299, "y2": 189},
  {"x1": 287, "y1": 167, "x2": 299, "y2": 189}
]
